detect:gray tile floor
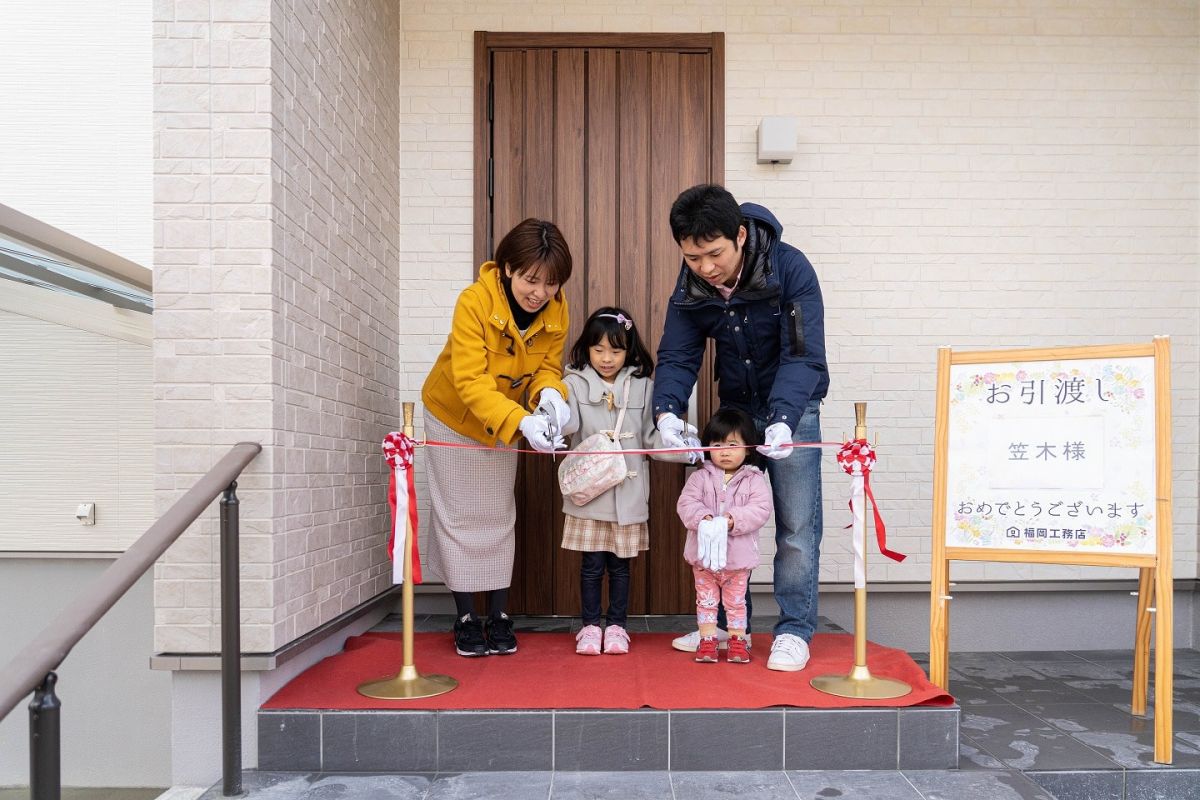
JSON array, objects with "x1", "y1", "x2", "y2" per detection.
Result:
[
  {"x1": 939, "y1": 646, "x2": 1200, "y2": 773},
  {"x1": 0, "y1": 791, "x2": 164, "y2": 800},
  {"x1": 198, "y1": 769, "x2": 1065, "y2": 799}
]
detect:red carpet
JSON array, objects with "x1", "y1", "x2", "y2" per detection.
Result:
[{"x1": 263, "y1": 632, "x2": 952, "y2": 710}]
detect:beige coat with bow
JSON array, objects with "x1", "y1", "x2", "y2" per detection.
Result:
[{"x1": 560, "y1": 366, "x2": 675, "y2": 526}]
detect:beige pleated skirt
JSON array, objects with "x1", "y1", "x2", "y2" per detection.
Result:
[{"x1": 424, "y1": 414, "x2": 519, "y2": 592}]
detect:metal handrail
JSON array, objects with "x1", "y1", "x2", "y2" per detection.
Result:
[{"x1": 0, "y1": 442, "x2": 261, "y2": 722}]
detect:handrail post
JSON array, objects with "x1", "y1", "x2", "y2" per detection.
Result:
[
  {"x1": 29, "y1": 672, "x2": 60, "y2": 800},
  {"x1": 220, "y1": 481, "x2": 242, "y2": 797}
]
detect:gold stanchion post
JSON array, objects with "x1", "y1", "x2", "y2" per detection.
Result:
[
  {"x1": 811, "y1": 402, "x2": 911, "y2": 699},
  {"x1": 358, "y1": 402, "x2": 458, "y2": 700}
]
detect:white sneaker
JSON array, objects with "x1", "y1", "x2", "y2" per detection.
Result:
[
  {"x1": 767, "y1": 633, "x2": 810, "y2": 672},
  {"x1": 670, "y1": 628, "x2": 751, "y2": 652}
]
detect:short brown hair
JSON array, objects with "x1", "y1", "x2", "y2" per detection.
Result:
[{"x1": 493, "y1": 218, "x2": 573, "y2": 285}]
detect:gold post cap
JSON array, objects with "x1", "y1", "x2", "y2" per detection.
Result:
[{"x1": 854, "y1": 402, "x2": 867, "y2": 441}]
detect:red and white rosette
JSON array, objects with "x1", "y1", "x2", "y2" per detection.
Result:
[
  {"x1": 837, "y1": 439, "x2": 904, "y2": 589},
  {"x1": 383, "y1": 432, "x2": 422, "y2": 585}
]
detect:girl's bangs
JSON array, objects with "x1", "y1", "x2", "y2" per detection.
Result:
[{"x1": 588, "y1": 320, "x2": 630, "y2": 350}]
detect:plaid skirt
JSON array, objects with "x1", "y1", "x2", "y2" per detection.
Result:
[
  {"x1": 424, "y1": 414, "x2": 519, "y2": 592},
  {"x1": 561, "y1": 514, "x2": 648, "y2": 559}
]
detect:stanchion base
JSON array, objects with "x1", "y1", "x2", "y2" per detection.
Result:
[
  {"x1": 357, "y1": 670, "x2": 458, "y2": 700},
  {"x1": 811, "y1": 665, "x2": 912, "y2": 700}
]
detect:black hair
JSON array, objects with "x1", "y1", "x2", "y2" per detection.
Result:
[
  {"x1": 669, "y1": 184, "x2": 744, "y2": 246},
  {"x1": 567, "y1": 306, "x2": 654, "y2": 379},
  {"x1": 700, "y1": 408, "x2": 764, "y2": 468},
  {"x1": 494, "y1": 218, "x2": 573, "y2": 285}
]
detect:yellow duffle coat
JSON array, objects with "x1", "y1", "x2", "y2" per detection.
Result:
[{"x1": 421, "y1": 261, "x2": 570, "y2": 446}]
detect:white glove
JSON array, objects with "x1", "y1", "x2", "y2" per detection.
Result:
[
  {"x1": 657, "y1": 413, "x2": 702, "y2": 461},
  {"x1": 656, "y1": 412, "x2": 695, "y2": 447},
  {"x1": 696, "y1": 518, "x2": 714, "y2": 569},
  {"x1": 711, "y1": 519, "x2": 727, "y2": 571},
  {"x1": 757, "y1": 422, "x2": 793, "y2": 460},
  {"x1": 519, "y1": 414, "x2": 561, "y2": 453},
  {"x1": 697, "y1": 517, "x2": 728, "y2": 571},
  {"x1": 536, "y1": 388, "x2": 571, "y2": 436}
]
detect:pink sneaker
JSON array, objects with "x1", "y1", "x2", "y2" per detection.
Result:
[
  {"x1": 603, "y1": 625, "x2": 630, "y2": 654},
  {"x1": 575, "y1": 624, "x2": 602, "y2": 655}
]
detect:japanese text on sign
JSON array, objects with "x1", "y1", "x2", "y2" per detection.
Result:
[{"x1": 945, "y1": 358, "x2": 1155, "y2": 555}]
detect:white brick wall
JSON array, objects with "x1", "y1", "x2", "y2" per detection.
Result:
[
  {"x1": 269, "y1": 0, "x2": 401, "y2": 644},
  {"x1": 154, "y1": 0, "x2": 399, "y2": 653},
  {"x1": 399, "y1": 0, "x2": 1199, "y2": 585},
  {"x1": 154, "y1": 0, "x2": 273, "y2": 654}
]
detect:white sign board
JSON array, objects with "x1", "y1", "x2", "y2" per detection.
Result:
[{"x1": 944, "y1": 356, "x2": 1157, "y2": 555}]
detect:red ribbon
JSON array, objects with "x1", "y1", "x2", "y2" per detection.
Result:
[
  {"x1": 383, "y1": 432, "x2": 422, "y2": 583},
  {"x1": 836, "y1": 439, "x2": 905, "y2": 563},
  {"x1": 420, "y1": 438, "x2": 844, "y2": 456}
]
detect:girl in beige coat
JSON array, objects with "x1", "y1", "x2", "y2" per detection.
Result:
[{"x1": 560, "y1": 307, "x2": 679, "y2": 656}]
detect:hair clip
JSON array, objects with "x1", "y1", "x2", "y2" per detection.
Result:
[{"x1": 598, "y1": 312, "x2": 633, "y2": 330}]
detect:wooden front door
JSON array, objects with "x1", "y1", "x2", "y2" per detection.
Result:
[{"x1": 473, "y1": 32, "x2": 724, "y2": 614}]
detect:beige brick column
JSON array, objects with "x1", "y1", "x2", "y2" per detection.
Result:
[{"x1": 154, "y1": 0, "x2": 400, "y2": 655}]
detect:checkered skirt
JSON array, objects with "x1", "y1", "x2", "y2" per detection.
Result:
[
  {"x1": 424, "y1": 414, "x2": 519, "y2": 592},
  {"x1": 561, "y1": 514, "x2": 649, "y2": 559}
]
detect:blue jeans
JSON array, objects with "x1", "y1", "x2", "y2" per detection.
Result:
[
  {"x1": 764, "y1": 399, "x2": 824, "y2": 641},
  {"x1": 715, "y1": 399, "x2": 823, "y2": 642}
]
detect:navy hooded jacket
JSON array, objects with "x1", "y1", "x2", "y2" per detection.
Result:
[{"x1": 652, "y1": 202, "x2": 829, "y2": 432}]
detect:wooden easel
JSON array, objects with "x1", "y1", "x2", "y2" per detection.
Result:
[{"x1": 929, "y1": 338, "x2": 1174, "y2": 763}]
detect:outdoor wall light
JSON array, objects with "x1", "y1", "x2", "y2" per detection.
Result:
[{"x1": 757, "y1": 116, "x2": 797, "y2": 164}]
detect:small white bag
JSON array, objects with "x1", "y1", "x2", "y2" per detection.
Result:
[{"x1": 557, "y1": 378, "x2": 631, "y2": 506}]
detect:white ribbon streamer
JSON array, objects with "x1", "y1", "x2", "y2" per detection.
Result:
[
  {"x1": 850, "y1": 473, "x2": 866, "y2": 589},
  {"x1": 393, "y1": 465, "x2": 407, "y2": 585}
]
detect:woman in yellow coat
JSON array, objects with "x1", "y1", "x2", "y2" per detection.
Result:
[{"x1": 421, "y1": 218, "x2": 574, "y2": 658}]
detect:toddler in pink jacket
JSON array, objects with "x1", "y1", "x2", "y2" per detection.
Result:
[{"x1": 676, "y1": 408, "x2": 774, "y2": 664}]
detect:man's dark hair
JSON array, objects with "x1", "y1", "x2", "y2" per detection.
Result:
[{"x1": 668, "y1": 184, "x2": 743, "y2": 245}]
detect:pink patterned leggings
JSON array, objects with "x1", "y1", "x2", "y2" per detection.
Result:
[{"x1": 692, "y1": 566, "x2": 751, "y2": 630}]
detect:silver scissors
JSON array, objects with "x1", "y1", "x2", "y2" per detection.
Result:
[{"x1": 544, "y1": 410, "x2": 565, "y2": 456}]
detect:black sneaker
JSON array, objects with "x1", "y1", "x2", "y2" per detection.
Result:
[
  {"x1": 485, "y1": 613, "x2": 518, "y2": 655},
  {"x1": 453, "y1": 613, "x2": 488, "y2": 657}
]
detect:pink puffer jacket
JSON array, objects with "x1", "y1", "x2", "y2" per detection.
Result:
[{"x1": 677, "y1": 462, "x2": 773, "y2": 570}]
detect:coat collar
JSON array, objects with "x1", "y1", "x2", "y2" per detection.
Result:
[
  {"x1": 698, "y1": 460, "x2": 764, "y2": 487},
  {"x1": 671, "y1": 212, "x2": 782, "y2": 307},
  {"x1": 567, "y1": 365, "x2": 637, "y2": 403},
  {"x1": 479, "y1": 261, "x2": 567, "y2": 335}
]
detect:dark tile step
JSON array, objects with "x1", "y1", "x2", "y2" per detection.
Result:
[{"x1": 258, "y1": 705, "x2": 959, "y2": 772}]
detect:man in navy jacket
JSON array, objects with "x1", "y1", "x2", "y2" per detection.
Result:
[{"x1": 653, "y1": 184, "x2": 828, "y2": 672}]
